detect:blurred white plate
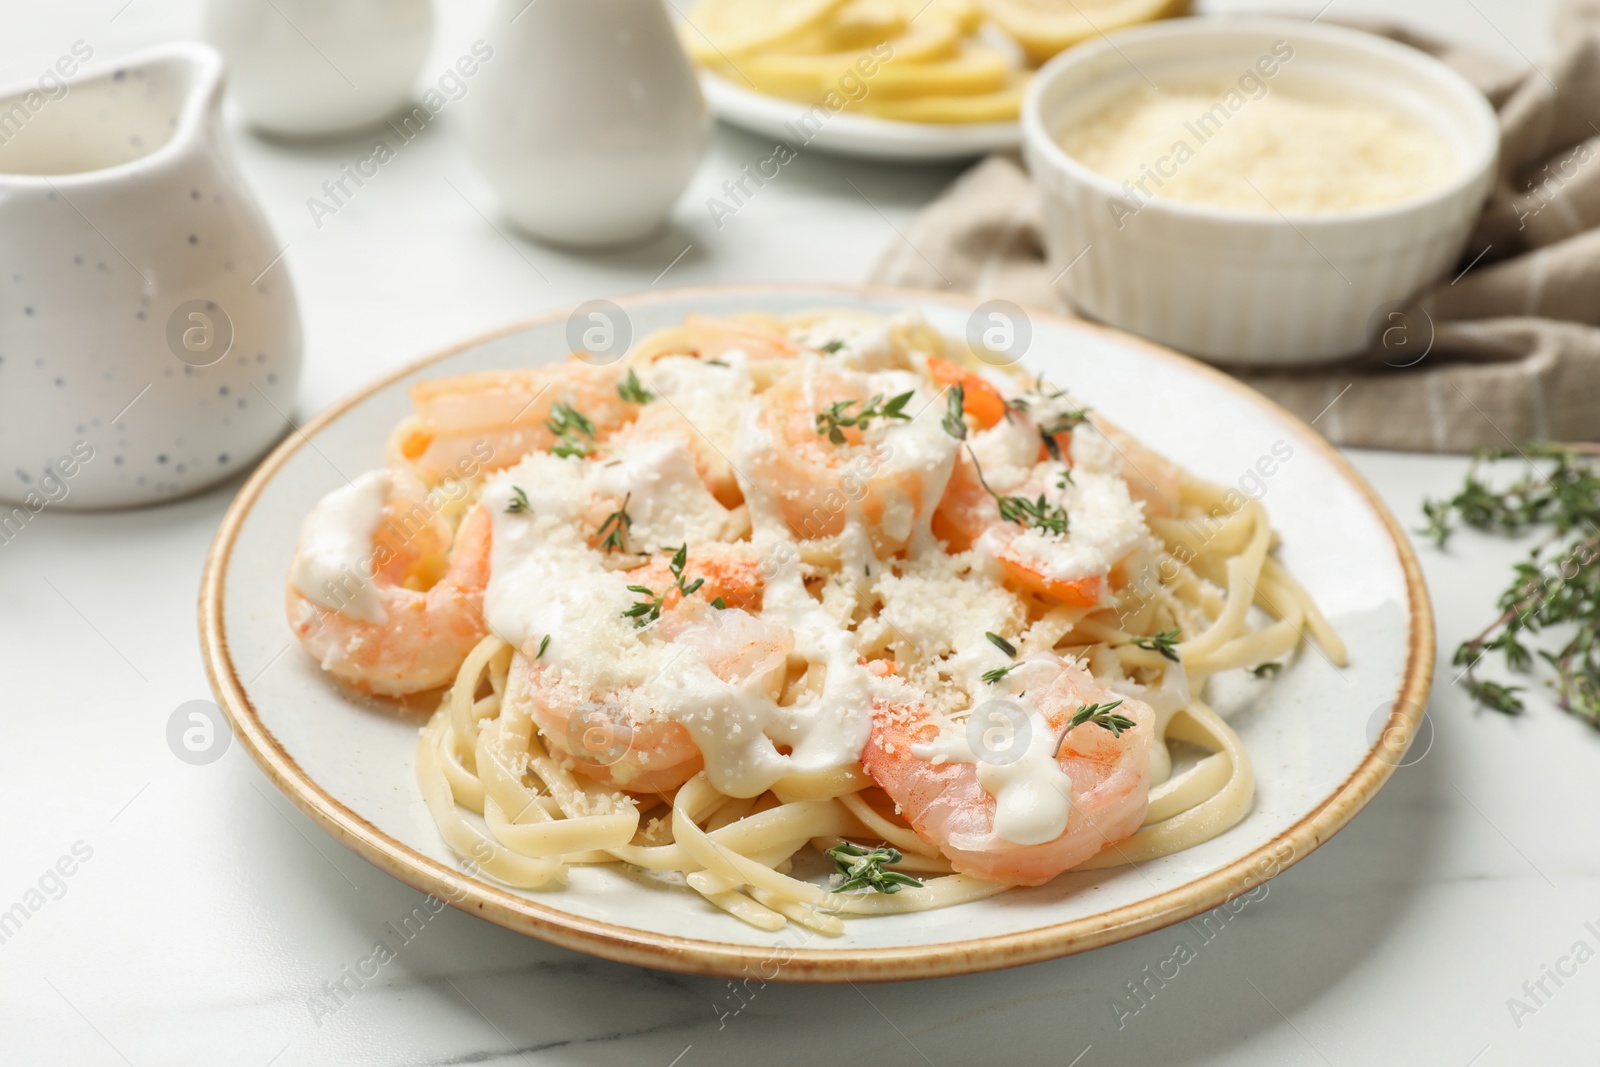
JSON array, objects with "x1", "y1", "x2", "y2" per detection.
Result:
[
  {"x1": 702, "y1": 72, "x2": 1020, "y2": 161},
  {"x1": 201, "y1": 283, "x2": 1434, "y2": 982}
]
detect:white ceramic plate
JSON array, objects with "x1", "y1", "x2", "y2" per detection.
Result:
[
  {"x1": 201, "y1": 284, "x2": 1433, "y2": 982},
  {"x1": 701, "y1": 73, "x2": 1019, "y2": 161}
]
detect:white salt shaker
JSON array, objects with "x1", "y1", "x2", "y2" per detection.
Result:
[
  {"x1": 205, "y1": 0, "x2": 434, "y2": 137},
  {"x1": 460, "y1": 0, "x2": 710, "y2": 247},
  {"x1": 0, "y1": 43, "x2": 301, "y2": 510}
]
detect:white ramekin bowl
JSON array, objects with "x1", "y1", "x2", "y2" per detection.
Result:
[{"x1": 1022, "y1": 17, "x2": 1500, "y2": 367}]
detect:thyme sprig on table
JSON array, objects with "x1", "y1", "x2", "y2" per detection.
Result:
[
  {"x1": 825, "y1": 842, "x2": 923, "y2": 894},
  {"x1": 1421, "y1": 443, "x2": 1600, "y2": 724},
  {"x1": 814, "y1": 390, "x2": 915, "y2": 444}
]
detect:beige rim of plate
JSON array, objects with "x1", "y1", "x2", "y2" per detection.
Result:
[{"x1": 199, "y1": 283, "x2": 1435, "y2": 983}]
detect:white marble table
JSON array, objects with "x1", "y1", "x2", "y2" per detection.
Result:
[{"x1": 4, "y1": 2, "x2": 1595, "y2": 1065}]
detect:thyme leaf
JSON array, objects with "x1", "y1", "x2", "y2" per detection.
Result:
[
  {"x1": 546, "y1": 401, "x2": 597, "y2": 458},
  {"x1": 1060, "y1": 700, "x2": 1136, "y2": 742},
  {"x1": 1132, "y1": 627, "x2": 1182, "y2": 663},
  {"x1": 968, "y1": 446, "x2": 1070, "y2": 537},
  {"x1": 1421, "y1": 443, "x2": 1600, "y2": 725},
  {"x1": 617, "y1": 368, "x2": 653, "y2": 404},
  {"x1": 825, "y1": 842, "x2": 922, "y2": 894},
  {"x1": 942, "y1": 383, "x2": 968, "y2": 440},
  {"x1": 985, "y1": 631, "x2": 1017, "y2": 658},
  {"x1": 981, "y1": 663, "x2": 1021, "y2": 685},
  {"x1": 814, "y1": 391, "x2": 914, "y2": 445},
  {"x1": 504, "y1": 486, "x2": 531, "y2": 514},
  {"x1": 596, "y1": 492, "x2": 633, "y2": 554}
]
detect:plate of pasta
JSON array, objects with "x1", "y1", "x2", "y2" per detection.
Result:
[{"x1": 201, "y1": 284, "x2": 1432, "y2": 981}]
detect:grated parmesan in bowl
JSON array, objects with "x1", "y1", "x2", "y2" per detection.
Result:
[{"x1": 1021, "y1": 17, "x2": 1499, "y2": 365}]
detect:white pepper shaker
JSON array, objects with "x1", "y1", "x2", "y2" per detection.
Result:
[{"x1": 205, "y1": 0, "x2": 434, "y2": 137}]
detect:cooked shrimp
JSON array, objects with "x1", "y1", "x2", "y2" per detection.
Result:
[
  {"x1": 633, "y1": 312, "x2": 806, "y2": 367},
  {"x1": 398, "y1": 360, "x2": 636, "y2": 485},
  {"x1": 526, "y1": 603, "x2": 792, "y2": 793},
  {"x1": 624, "y1": 542, "x2": 766, "y2": 612},
  {"x1": 926, "y1": 354, "x2": 1007, "y2": 431},
  {"x1": 861, "y1": 657, "x2": 1152, "y2": 885},
  {"x1": 931, "y1": 453, "x2": 1104, "y2": 606},
  {"x1": 287, "y1": 484, "x2": 493, "y2": 696},
  {"x1": 739, "y1": 361, "x2": 957, "y2": 555},
  {"x1": 609, "y1": 396, "x2": 744, "y2": 508}
]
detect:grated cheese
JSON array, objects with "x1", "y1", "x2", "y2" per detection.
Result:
[{"x1": 1058, "y1": 82, "x2": 1456, "y2": 215}]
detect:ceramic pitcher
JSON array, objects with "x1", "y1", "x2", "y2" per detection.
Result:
[
  {"x1": 0, "y1": 42, "x2": 302, "y2": 511},
  {"x1": 205, "y1": 0, "x2": 434, "y2": 137},
  {"x1": 460, "y1": 0, "x2": 710, "y2": 248}
]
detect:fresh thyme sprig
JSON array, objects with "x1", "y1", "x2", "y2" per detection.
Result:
[
  {"x1": 1132, "y1": 627, "x2": 1182, "y2": 663},
  {"x1": 968, "y1": 447, "x2": 1069, "y2": 537},
  {"x1": 596, "y1": 493, "x2": 632, "y2": 554},
  {"x1": 617, "y1": 368, "x2": 653, "y2": 404},
  {"x1": 546, "y1": 402, "x2": 597, "y2": 458},
  {"x1": 504, "y1": 486, "x2": 531, "y2": 514},
  {"x1": 622, "y1": 543, "x2": 704, "y2": 627},
  {"x1": 1038, "y1": 407, "x2": 1091, "y2": 462},
  {"x1": 825, "y1": 842, "x2": 923, "y2": 894},
  {"x1": 622, "y1": 585, "x2": 665, "y2": 626},
  {"x1": 942, "y1": 383, "x2": 968, "y2": 440},
  {"x1": 985, "y1": 631, "x2": 1017, "y2": 657},
  {"x1": 1422, "y1": 443, "x2": 1600, "y2": 724},
  {"x1": 814, "y1": 391, "x2": 914, "y2": 445},
  {"x1": 1060, "y1": 700, "x2": 1136, "y2": 741},
  {"x1": 981, "y1": 632, "x2": 1020, "y2": 683}
]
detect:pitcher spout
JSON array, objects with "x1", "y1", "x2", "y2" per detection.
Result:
[{"x1": 0, "y1": 42, "x2": 226, "y2": 188}]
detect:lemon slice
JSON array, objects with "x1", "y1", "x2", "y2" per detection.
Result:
[
  {"x1": 866, "y1": 40, "x2": 1015, "y2": 100},
  {"x1": 890, "y1": 0, "x2": 982, "y2": 32},
  {"x1": 738, "y1": 18, "x2": 965, "y2": 100},
  {"x1": 684, "y1": 0, "x2": 848, "y2": 59},
  {"x1": 860, "y1": 74, "x2": 1028, "y2": 123},
  {"x1": 978, "y1": 0, "x2": 1189, "y2": 64}
]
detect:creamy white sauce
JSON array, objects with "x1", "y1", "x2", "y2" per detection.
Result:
[
  {"x1": 473, "y1": 352, "x2": 1145, "y2": 823},
  {"x1": 967, "y1": 413, "x2": 1039, "y2": 490},
  {"x1": 789, "y1": 315, "x2": 901, "y2": 371},
  {"x1": 912, "y1": 683, "x2": 1077, "y2": 846},
  {"x1": 479, "y1": 417, "x2": 883, "y2": 797},
  {"x1": 291, "y1": 469, "x2": 392, "y2": 623},
  {"x1": 640, "y1": 354, "x2": 755, "y2": 461},
  {"x1": 982, "y1": 470, "x2": 1148, "y2": 584}
]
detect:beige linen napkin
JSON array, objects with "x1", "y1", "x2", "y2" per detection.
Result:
[{"x1": 870, "y1": 4, "x2": 1600, "y2": 451}]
